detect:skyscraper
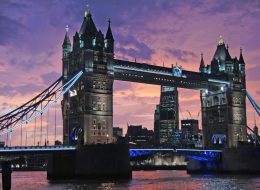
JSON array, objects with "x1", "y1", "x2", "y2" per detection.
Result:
[
  {"x1": 154, "y1": 105, "x2": 160, "y2": 146},
  {"x1": 154, "y1": 86, "x2": 179, "y2": 146}
]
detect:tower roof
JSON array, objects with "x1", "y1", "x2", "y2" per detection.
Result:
[
  {"x1": 213, "y1": 37, "x2": 227, "y2": 62},
  {"x1": 225, "y1": 44, "x2": 232, "y2": 61},
  {"x1": 62, "y1": 25, "x2": 71, "y2": 47},
  {"x1": 105, "y1": 19, "x2": 114, "y2": 41},
  {"x1": 239, "y1": 47, "x2": 245, "y2": 64},
  {"x1": 199, "y1": 53, "x2": 205, "y2": 69},
  {"x1": 212, "y1": 37, "x2": 237, "y2": 64},
  {"x1": 79, "y1": 5, "x2": 98, "y2": 38}
]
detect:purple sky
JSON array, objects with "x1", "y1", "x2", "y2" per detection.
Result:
[{"x1": 0, "y1": 0, "x2": 259, "y2": 146}]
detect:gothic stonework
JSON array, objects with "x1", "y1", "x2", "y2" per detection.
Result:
[
  {"x1": 61, "y1": 8, "x2": 114, "y2": 145},
  {"x1": 200, "y1": 39, "x2": 246, "y2": 148}
]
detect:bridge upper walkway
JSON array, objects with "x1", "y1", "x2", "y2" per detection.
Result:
[{"x1": 114, "y1": 59, "x2": 229, "y2": 89}]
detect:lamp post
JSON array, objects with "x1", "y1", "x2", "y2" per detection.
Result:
[{"x1": 106, "y1": 134, "x2": 109, "y2": 144}]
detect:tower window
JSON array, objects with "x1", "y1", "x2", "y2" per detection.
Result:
[
  {"x1": 98, "y1": 104, "x2": 101, "y2": 111},
  {"x1": 214, "y1": 96, "x2": 219, "y2": 105}
]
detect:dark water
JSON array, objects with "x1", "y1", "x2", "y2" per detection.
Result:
[{"x1": 1, "y1": 171, "x2": 260, "y2": 190}]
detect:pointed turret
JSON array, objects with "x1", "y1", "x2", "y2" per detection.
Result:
[
  {"x1": 239, "y1": 47, "x2": 245, "y2": 64},
  {"x1": 238, "y1": 47, "x2": 246, "y2": 75},
  {"x1": 213, "y1": 36, "x2": 227, "y2": 62},
  {"x1": 79, "y1": 5, "x2": 98, "y2": 49},
  {"x1": 225, "y1": 44, "x2": 232, "y2": 61},
  {"x1": 105, "y1": 19, "x2": 114, "y2": 53},
  {"x1": 62, "y1": 25, "x2": 72, "y2": 58},
  {"x1": 63, "y1": 25, "x2": 71, "y2": 48},
  {"x1": 62, "y1": 25, "x2": 71, "y2": 83},
  {"x1": 199, "y1": 53, "x2": 205, "y2": 73},
  {"x1": 105, "y1": 19, "x2": 114, "y2": 41}
]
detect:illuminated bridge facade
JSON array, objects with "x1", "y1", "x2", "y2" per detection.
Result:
[
  {"x1": 61, "y1": 8, "x2": 247, "y2": 148},
  {"x1": 0, "y1": 7, "x2": 253, "y2": 150}
]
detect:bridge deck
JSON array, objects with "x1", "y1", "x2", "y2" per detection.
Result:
[
  {"x1": 114, "y1": 59, "x2": 229, "y2": 89},
  {"x1": 0, "y1": 146, "x2": 222, "y2": 161}
]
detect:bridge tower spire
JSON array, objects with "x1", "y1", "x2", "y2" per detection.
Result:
[
  {"x1": 199, "y1": 53, "x2": 205, "y2": 73},
  {"x1": 105, "y1": 18, "x2": 114, "y2": 53},
  {"x1": 79, "y1": 4, "x2": 98, "y2": 49},
  {"x1": 239, "y1": 47, "x2": 245, "y2": 65},
  {"x1": 62, "y1": 25, "x2": 72, "y2": 82}
]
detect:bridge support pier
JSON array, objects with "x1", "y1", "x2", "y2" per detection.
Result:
[
  {"x1": 47, "y1": 144, "x2": 132, "y2": 180},
  {"x1": 2, "y1": 161, "x2": 12, "y2": 190},
  {"x1": 187, "y1": 147, "x2": 260, "y2": 174}
]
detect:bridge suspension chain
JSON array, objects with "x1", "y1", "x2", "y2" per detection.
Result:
[
  {"x1": 0, "y1": 70, "x2": 84, "y2": 136},
  {"x1": 246, "y1": 91, "x2": 260, "y2": 116}
]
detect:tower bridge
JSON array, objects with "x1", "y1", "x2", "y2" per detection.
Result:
[
  {"x1": 0, "y1": 5, "x2": 259, "y2": 183},
  {"x1": 0, "y1": 6, "x2": 256, "y2": 149},
  {"x1": 0, "y1": 5, "x2": 258, "y2": 150},
  {"x1": 61, "y1": 7, "x2": 248, "y2": 148}
]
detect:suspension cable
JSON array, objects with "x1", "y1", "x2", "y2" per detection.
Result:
[
  {"x1": 54, "y1": 105, "x2": 57, "y2": 144},
  {"x1": 47, "y1": 108, "x2": 49, "y2": 145},
  {"x1": 40, "y1": 102, "x2": 43, "y2": 146},
  {"x1": 246, "y1": 92, "x2": 260, "y2": 116},
  {"x1": 0, "y1": 70, "x2": 84, "y2": 137},
  {"x1": 34, "y1": 112, "x2": 36, "y2": 146}
]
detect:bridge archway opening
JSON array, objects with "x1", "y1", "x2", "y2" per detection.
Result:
[{"x1": 113, "y1": 80, "x2": 202, "y2": 148}]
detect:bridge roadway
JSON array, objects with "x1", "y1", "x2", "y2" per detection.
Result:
[
  {"x1": 113, "y1": 59, "x2": 230, "y2": 89},
  {"x1": 0, "y1": 146, "x2": 222, "y2": 161}
]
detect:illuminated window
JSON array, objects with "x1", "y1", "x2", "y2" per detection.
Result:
[
  {"x1": 80, "y1": 40, "x2": 84, "y2": 48},
  {"x1": 92, "y1": 39, "x2": 96, "y2": 46}
]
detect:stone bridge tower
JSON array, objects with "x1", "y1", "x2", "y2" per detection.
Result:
[
  {"x1": 200, "y1": 38, "x2": 247, "y2": 148},
  {"x1": 61, "y1": 7, "x2": 114, "y2": 145}
]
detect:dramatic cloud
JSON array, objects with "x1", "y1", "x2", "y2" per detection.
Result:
[
  {"x1": 41, "y1": 71, "x2": 61, "y2": 85},
  {"x1": 0, "y1": 14, "x2": 26, "y2": 45},
  {"x1": 165, "y1": 48, "x2": 197, "y2": 62},
  {"x1": 115, "y1": 35, "x2": 154, "y2": 61},
  {"x1": 0, "y1": 83, "x2": 44, "y2": 97}
]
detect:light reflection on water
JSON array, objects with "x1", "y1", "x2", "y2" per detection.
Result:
[{"x1": 1, "y1": 171, "x2": 260, "y2": 190}]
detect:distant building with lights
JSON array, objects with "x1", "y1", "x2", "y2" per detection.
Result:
[
  {"x1": 154, "y1": 105, "x2": 160, "y2": 146},
  {"x1": 154, "y1": 86, "x2": 179, "y2": 146},
  {"x1": 126, "y1": 124, "x2": 154, "y2": 147},
  {"x1": 181, "y1": 119, "x2": 199, "y2": 140},
  {"x1": 113, "y1": 127, "x2": 123, "y2": 137},
  {"x1": 113, "y1": 127, "x2": 123, "y2": 143}
]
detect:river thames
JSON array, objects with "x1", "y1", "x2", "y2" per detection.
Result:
[{"x1": 1, "y1": 170, "x2": 260, "y2": 190}]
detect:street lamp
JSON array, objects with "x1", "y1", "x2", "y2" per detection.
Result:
[{"x1": 106, "y1": 134, "x2": 109, "y2": 144}]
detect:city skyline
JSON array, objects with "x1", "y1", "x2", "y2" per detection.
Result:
[{"x1": 0, "y1": 0, "x2": 259, "y2": 145}]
